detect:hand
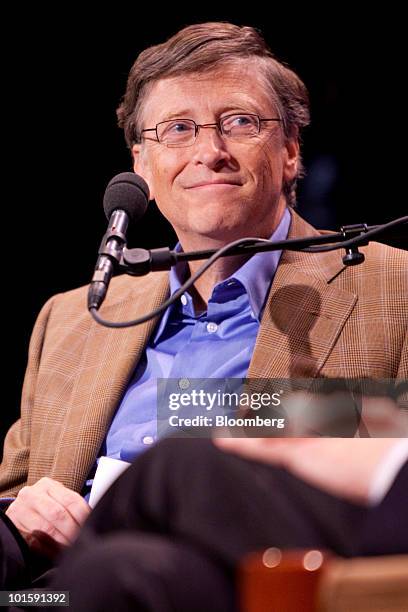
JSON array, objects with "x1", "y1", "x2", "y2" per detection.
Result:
[
  {"x1": 214, "y1": 438, "x2": 399, "y2": 504},
  {"x1": 6, "y1": 477, "x2": 91, "y2": 558}
]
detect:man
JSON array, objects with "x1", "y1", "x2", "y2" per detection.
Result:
[{"x1": 1, "y1": 21, "x2": 407, "y2": 589}]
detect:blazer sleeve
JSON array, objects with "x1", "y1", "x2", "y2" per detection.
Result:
[{"x1": 0, "y1": 295, "x2": 58, "y2": 497}]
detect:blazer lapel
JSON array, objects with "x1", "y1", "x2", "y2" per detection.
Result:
[
  {"x1": 50, "y1": 272, "x2": 169, "y2": 491},
  {"x1": 248, "y1": 211, "x2": 358, "y2": 381}
]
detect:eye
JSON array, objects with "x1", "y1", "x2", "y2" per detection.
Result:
[
  {"x1": 162, "y1": 120, "x2": 194, "y2": 135},
  {"x1": 171, "y1": 122, "x2": 191, "y2": 133},
  {"x1": 231, "y1": 115, "x2": 253, "y2": 126},
  {"x1": 222, "y1": 114, "x2": 258, "y2": 134}
]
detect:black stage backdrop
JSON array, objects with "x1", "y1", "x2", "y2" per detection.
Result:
[{"x1": 2, "y1": 7, "x2": 406, "y2": 449}]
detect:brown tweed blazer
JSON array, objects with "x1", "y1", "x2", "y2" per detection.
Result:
[{"x1": 1, "y1": 211, "x2": 407, "y2": 497}]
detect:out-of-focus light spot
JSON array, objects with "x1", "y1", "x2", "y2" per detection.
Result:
[
  {"x1": 262, "y1": 547, "x2": 282, "y2": 568},
  {"x1": 303, "y1": 550, "x2": 324, "y2": 572}
]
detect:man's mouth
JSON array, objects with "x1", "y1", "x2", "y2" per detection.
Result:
[{"x1": 185, "y1": 180, "x2": 242, "y2": 189}]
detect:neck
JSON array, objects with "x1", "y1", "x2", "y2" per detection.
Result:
[
  {"x1": 186, "y1": 254, "x2": 250, "y2": 311},
  {"x1": 177, "y1": 207, "x2": 287, "y2": 311}
]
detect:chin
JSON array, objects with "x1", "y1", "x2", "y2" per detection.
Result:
[{"x1": 192, "y1": 221, "x2": 255, "y2": 242}]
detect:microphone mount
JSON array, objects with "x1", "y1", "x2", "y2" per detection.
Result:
[{"x1": 339, "y1": 223, "x2": 368, "y2": 266}]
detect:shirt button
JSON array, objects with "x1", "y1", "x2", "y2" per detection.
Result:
[
  {"x1": 142, "y1": 436, "x2": 155, "y2": 445},
  {"x1": 206, "y1": 322, "x2": 218, "y2": 333},
  {"x1": 180, "y1": 294, "x2": 188, "y2": 306}
]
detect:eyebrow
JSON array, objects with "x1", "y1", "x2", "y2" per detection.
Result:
[
  {"x1": 158, "y1": 110, "x2": 194, "y2": 123},
  {"x1": 158, "y1": 106, "x2": 262, "y2": 123}
]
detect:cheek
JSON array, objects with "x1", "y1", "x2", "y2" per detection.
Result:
[
  {"x1": 247, "y1": 143, "x2": 282, "y2": 191},
  {"x1": 148, "y1": 166, "x2": 185, "y2": 222},
  {"x1": 149, "y1": 153, "x2": 184, "y2": 193},
  {"x1": 147, "y1": 167, "x2": 171, "y2": 202},
  {"x1": 260, "y1": 142, "x2": 285, "y2": 182}
]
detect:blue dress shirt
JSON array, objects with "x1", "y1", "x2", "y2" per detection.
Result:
[{"x1": 82, "y1": 208, "x2": 290, "y2": 500}]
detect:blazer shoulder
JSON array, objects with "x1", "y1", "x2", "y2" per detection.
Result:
[
  {"x1": 357, "y1": 240, "x2": 408, "y2": 280},
  {"x1": 362, "y1": 240, "x2": 408, "y2": 262},
  {"x1": 50, "y1": 271, "x2": 169, "y2": 312}
]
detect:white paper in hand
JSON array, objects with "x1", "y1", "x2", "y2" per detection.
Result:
[{"x1": 89, "y1": 456, "x2": 131, "y2": 508}]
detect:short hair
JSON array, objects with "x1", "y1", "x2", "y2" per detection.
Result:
[{"x1": 117, "y1": 22, "x2": 310, "y2": 207}]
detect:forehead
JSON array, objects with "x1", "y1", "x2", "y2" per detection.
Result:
[{"x1": 140, "y1": 62, "x2": 275, "y2": 125}]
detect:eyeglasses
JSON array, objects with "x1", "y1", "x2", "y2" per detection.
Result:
[{"x1": 139, "y1": 113, "x2": 282, "y2": 148}]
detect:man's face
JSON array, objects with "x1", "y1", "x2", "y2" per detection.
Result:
[{"x1": 132, "y1": 63, "x2": 299, "y2": 246}]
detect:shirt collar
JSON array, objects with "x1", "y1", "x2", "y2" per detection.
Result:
[
  {"x1": 227, "y1": 207, "x2": 291, "y2": 319},
  {"x1": 153, "y1": 207, "x2": 291, "y2": 340}
]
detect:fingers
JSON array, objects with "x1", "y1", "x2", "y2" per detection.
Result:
[
  {"x1": 46, "y1": 480, "x2": 91, "y2": 528},
  {"x1": 5, "y1": 477, "x2": 91, "y2": 553},
  {"x1": 8, "y1": 501, "x2": 72, "y2": 546}
]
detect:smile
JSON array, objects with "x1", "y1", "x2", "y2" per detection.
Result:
[{"x1": 186, "y1": 182, "x2": 242, "y2": 189}]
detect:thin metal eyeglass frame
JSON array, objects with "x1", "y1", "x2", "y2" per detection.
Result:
[{"x1": 139, "y1": 114, "x2": 282, "y2": 147}]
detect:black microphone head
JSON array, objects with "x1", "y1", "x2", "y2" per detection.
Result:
[{"x1": 103, "y1": 172, "x2": 149, "y2": 223}]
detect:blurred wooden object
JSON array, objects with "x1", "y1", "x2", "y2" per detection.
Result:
[
  {"x1": 318, "y1": 555, "x2": 408, "y2": 612},
  {"x1": 239, "y1": 549, "x2": 408, "y2": 611}
]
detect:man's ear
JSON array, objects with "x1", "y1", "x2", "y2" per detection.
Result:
[
  {"x1": 283, "y1": 137, "x2": 300, "y2": 183},
  {"x1": 132, "y1": 144, "x2": 155, "y2": 200}
]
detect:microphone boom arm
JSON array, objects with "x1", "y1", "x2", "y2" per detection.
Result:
[
  {"x1": 89, "y1": 215, "x2": 407, "y2": 329},
  {"x1": 119, "y1": 216, "x2": 408, "y2": 276}
]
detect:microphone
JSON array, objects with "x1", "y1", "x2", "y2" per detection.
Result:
[{"x1": 87, "y1": 172, "x2": 149, "y2": 311}]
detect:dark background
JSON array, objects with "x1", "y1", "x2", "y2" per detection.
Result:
[{"x1": 2, "y1": 8, "x2": 406, "y2": 447}]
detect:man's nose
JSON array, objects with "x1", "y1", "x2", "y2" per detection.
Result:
[{"x1": 190, "y1": 125, "x2": 232, "y2": 169}]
